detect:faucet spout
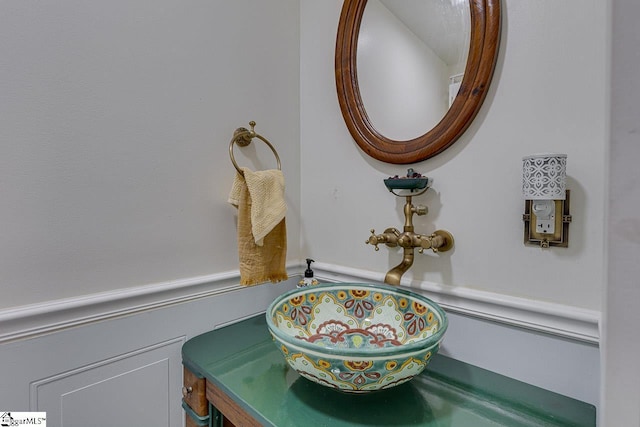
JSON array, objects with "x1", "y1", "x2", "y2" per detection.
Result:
[{"x1": 384, "y1": 248, "x2": 414, "y2": 285}]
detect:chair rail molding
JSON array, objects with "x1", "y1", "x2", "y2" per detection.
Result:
[
  {"x1": 0, "y1": 264, "x2": 301, "y2": 344},
  {"x1": 313, "y1": 262, "x2": 600, "y2": 345},
  {"x1": 0, "y1": 261, "x2": 599, "y2": 345}
]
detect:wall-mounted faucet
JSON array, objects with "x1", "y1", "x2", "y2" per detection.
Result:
[{"x1": 366, "y1": 171, "x2": 454, "y2": 285}]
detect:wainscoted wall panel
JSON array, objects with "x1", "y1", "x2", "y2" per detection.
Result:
[
  {"x1": 0, "y1": 278, "x2": 294, "y2": 426},
  {"x1": 33, "y1": 338, "x2": 183, "y2": 426},
  {"x1": 442, "y1": 311, "x2": 599, "y2": 407}
]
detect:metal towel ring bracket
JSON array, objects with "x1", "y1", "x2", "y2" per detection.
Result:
[{"x1": 229, "y1": 121, "x2": 281, "y2": 177}]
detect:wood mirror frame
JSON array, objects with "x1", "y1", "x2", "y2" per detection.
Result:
[{"x1": 335, "y1": 0, "x2": 501, "y2": 164}]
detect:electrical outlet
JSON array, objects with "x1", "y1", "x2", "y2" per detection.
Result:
[{"x1": 536, "y1": 216, "x2": 555, "y2": 234}]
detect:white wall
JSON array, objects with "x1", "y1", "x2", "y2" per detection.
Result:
[
  {"x1": 601, "y1": 0, "x2": 640, "y2": 424},
  {"x1": 300, "y1": 0, "x2": 607, "y2": 313},
  {"x1": 0, "y1": 0, "x2": 301, "y2": 310}
]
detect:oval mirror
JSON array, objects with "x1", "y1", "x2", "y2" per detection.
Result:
[{"x1": 336, "y1": 0, "x2": 501, "y2": 164}]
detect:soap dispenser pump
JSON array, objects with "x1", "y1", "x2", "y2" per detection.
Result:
[{"x1": 298, "y1": 258, "x2": 319, "y2": 288}]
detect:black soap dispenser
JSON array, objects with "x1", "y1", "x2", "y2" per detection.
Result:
[{"x1": 298, "y1": 258, "x2": 319, "y2": 288}]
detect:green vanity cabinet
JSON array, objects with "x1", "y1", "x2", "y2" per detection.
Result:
[{"x1": 181, "y1": 315, "x2": 595, "y2": 427}]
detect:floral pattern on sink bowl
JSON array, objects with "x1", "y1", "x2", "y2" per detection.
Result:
[{"x1": 266, "y1": 283, "x2": 447, "y2": 393}]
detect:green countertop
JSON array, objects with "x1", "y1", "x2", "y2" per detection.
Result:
[{"x1": 182, "y1": 315, "x2": 595, "y2": 427}]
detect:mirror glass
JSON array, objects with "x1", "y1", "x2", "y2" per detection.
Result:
[
  {"x1": 336, "y1": 0, "x2": 500, "y2": 164},
  {"x1": 357, "y1": 0, "x2": 471, "y2": 140}
]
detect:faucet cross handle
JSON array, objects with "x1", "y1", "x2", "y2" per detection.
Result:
[
  {"x1": 418, "y1": 230, "x2": 455, "y2": 253},
  {"x1": 366, "y1": 228, "x2": 400, "y2": 251},
  {"x1": 366, "y1": 229, "x2": 381, "y2": 251}
]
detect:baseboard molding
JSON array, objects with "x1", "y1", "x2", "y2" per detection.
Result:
[
  {"x1": 312, "y1": 262, "x2": 600, "y2": 345},
  {"x1": 0, "y1": 261, "x2": 600, "y2": 345}
]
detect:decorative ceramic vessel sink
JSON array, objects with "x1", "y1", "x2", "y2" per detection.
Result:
[{"x1": 266, "y1": 283, "x2": 447, "y2": 393}]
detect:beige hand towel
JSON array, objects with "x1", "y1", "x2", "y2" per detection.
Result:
[{"x1": 228, "y1": 167, "x2": 288, "y2": 285}]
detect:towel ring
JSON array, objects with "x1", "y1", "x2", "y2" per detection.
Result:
[{"x1": 229, "y1": 121, "x2": 281, "y2": 177}]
